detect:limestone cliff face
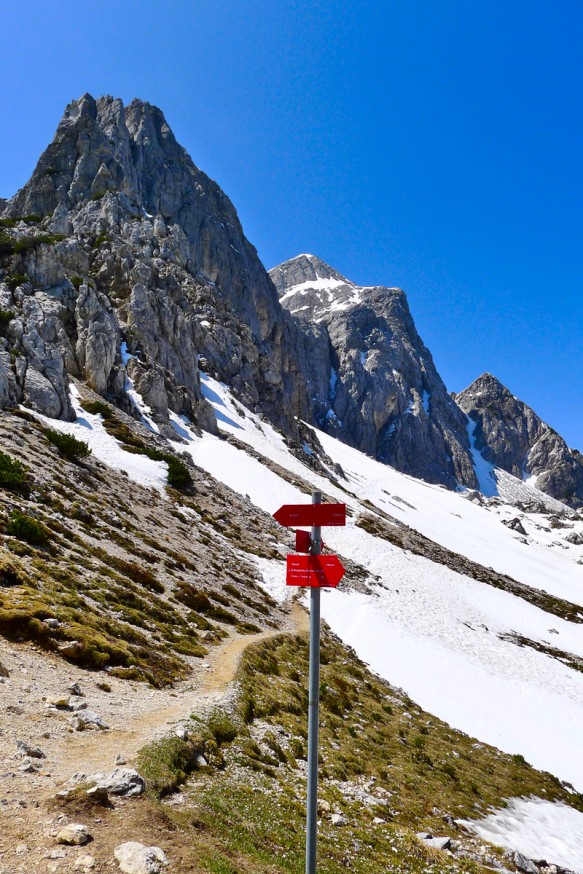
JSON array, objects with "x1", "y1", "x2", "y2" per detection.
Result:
[
  {"x1": 0, "y1": 94, "x2": 321, "y2": 433},
  {"x1": 457, "y1": 373, "x2": 583, "y2": 507},
  {"x1": 271, "y1": 254, "x2": 477, "y2": 489}
]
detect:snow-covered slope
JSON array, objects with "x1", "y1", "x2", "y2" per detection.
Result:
[{"x1": 35, "y1": 372, "x2": 583, "y2": 867}]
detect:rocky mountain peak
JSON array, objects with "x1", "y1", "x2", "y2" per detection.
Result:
[
  {"x1": 461, "y1": 372, "x2": 514, "y2": 402},
  {"x1": 269, "y1": 254, "x2": 384, "y2": 324},
  {"x1": 271, "y1": 254, "x2": 478, "y2": 490},
  {"x1": 6, "y1": 93, "x2": 205, "y2": 225},
  {"x1": 0, "y1": 94, "x2": 327, "y2": 437},
  {"x1": 270, "y1": 253, "x2": 351, "y2": 292},
  {"x1": 457, "y1": 375, "x2": 583, "y2": 507}
]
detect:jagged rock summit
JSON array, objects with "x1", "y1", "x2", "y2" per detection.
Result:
[
  {"x1": 271, "y1": 254, "x2": 478, "y2": 490},
  {"x1": 269, "y1": 253, "x2": 375, "y2": 321},
  {"x1": 457, "y1": 372, "x2": 583, "y2": 508},
  {"x1": 0, "y1": 94, "x2": 320, "y2": 435}
]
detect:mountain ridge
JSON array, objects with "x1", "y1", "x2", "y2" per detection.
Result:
[{"x1": 0, "y1": 93, "x2": 581, "y2": 507}]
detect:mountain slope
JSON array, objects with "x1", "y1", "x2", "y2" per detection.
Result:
[
  {"x1": 271, "y1": 253, "x2": 477, "y2": 490},
  {"x1": 3, "y1": 367, "x2": 583, "y2": 869},
  {"x1": 457, "y1": 372, "x2": 583, "y2": 508}
]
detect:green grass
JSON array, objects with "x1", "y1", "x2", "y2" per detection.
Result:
[{"x1": 136, "y1": 630, "x2": 583, "y2": 873}]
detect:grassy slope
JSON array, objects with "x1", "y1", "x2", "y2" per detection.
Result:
[
  {"x1": 0, "y1": 409, "x2": 284, "y2": 686},
  {"x1": 136, "y1": 630, "x2": 583, "y2": 873}
]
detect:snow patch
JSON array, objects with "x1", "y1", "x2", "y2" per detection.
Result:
[
  {"x1": 462, "y1": 798, "x2": 583, "y2": 873},
  {"x1": 253, "y1": 557, "x2": 288, "y2": 605},
  {"x1": 23, "y1": 385, "x2": 167, "y2": 492},
  {"x1": 120, "y1": 342, "x2": 159, "y2": 433},
  {"x1": 280, "y1": 276, "x2": 346, "y2": 303},
  {"x1": 466, "y1": 415, "x2": 498, "y2": 497}
]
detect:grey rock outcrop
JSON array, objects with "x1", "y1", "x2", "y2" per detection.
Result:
[
  {"x1": 0, "y1": 94, "x2": 322, "y2": 434},
  {"x1": 271, "y1": 254, "x2": 477, "y2": 489},
  {"x1": 457, "y1": 373, "x2": 583, "y2": 508}
]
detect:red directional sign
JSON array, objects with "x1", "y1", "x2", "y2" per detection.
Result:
[
  {"x1": 295, "y1": 529, "x2": 312, "y2": 554},
  {"x1": 273, "y1": 503, "x2": 346, "y2": 528},
  {"x1": 286, "y1": 554, "x2": 345, "y2": 588}
]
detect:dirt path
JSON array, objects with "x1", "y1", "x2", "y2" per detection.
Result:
[
  {"x1": 0, "y1": 600, "x2": 308, "y2": 871},
  {"x1": 52, "y1": 601, "x2": 307, "y2": 780}
]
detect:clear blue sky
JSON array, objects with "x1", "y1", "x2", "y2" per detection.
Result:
[{"x1": 1, "y1": 1, "x2": 582, "y2": 447}]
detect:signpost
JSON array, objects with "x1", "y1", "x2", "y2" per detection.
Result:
[{"x1": 273, "y1": 492, "x2": 346, "y2": 874}]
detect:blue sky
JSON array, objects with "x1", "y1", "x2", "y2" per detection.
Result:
[{"x1": 1, "y1": 1, "x2": 582, "y2": 447}]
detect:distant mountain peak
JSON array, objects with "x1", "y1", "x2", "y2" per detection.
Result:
[
  {"x1": 457, "y1": 376, "x2": 583, "y2": 507},
  {"x1": 270, "y1": 253, "x2": 353, "y2": 294},
  {"x1": 461, "y1": 372, "x2": 513, "y2": 398}
]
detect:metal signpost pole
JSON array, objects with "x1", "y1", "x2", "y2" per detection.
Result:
[{"x1": 306, "y1": 490, "x2": 321, "y2": 874}]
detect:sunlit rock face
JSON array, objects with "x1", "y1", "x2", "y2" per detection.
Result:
[
  {"x1": 0, "y1": 94, "x2": 325, "y2": 435},
  {"x1": 271, "y1": 254, "x2": 477, "y2": 489}
]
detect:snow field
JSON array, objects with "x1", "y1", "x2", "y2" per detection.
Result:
[
  {"x1": 22, "y1": 384, "x2": 168, "y2": 492},
  {"x1": 178, "y1": 376, "x2": 583, "y2": 788},
  {"x1": 461, "y1": 798, "x2": 583, "y2": 873}
]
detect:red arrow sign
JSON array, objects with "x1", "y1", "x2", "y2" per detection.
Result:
[
  {"x1": 273, "y1": 503, "x2": 346, "y2": 528},
  {"x1": 286, "y1": 554, "x2": 345, "y2": 588}
]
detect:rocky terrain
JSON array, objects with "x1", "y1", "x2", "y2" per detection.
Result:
[
  {"x1": 1, "y1": 94, "x2": 581, "y2": 507},
  {"x1": 0, "y1": 93, "x2": 327, "y2": 441},
  {"x1": 457, "y1": 373, "x2": 583, "y2": 508}
]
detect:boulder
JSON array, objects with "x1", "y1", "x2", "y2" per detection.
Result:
[
  {"x1": 56, "y1": 823, "x2": 91, "y2": 846},
  {"x1": 16, "y1": 740, "x2": 45, "y2": 759},
  {"x1": 504, "y1": 850, "x2": 539, "y2": 874},
  {"x1": 74, "y1": 856, "x2": 96, "y2": 870},
  {"x1": 98, "y1": 767, "x2": 145, "y2": 797},
  {"x1": 114, "y1": 841, "x2": 168, "y2": 874}
]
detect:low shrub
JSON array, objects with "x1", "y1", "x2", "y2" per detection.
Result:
[
  {"x1": 0, "y1": 450, "x2": 29, "y2": 494},
  {"x1": 7, "y1": 509, "x2": 51, "y2": 547},
  {"x1": 6, "y1": 274, "x2": 27, "y2": 290},
  {"x1": 0, "y1": 232, "x2": 14, "y2": 256},
  {"x1": 12, "y1": 233, "x2": 64, "y2": 253},
  {"x1": 81, "y1": 399, "x2": 111, "y2": 417},
  {"x1": 43, "y1": 429, "x2": 91, "y2": 461}
]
